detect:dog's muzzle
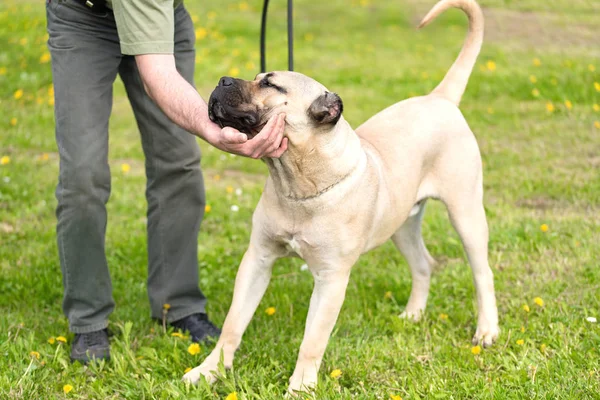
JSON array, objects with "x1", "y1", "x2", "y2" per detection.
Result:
[{"x1": 208, "y1": 77, "x2": 261, "y2": 136}]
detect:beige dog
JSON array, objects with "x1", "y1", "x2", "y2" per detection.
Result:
[{"x1": 184, "y1": 0, "x2": 498, "y2": 393}]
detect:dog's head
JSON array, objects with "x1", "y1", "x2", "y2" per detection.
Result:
[{"x1": 208, "y1": 71, "x2": 343, "y2": 139}]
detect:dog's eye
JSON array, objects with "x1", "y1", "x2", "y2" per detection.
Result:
[
  {"x1": 260, "y1": 79, "x2": 275, "y2": 88},
  {"x1": 260, "y1": 79, "x2": 287, "y2": 94}
]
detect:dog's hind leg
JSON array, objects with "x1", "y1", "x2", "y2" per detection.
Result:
[
  {"x1": 444, "y1": 188, "x2": 499, "y2": 347},
  {"x1": 392, "y1": 201, "x2": 436, "y2": 321}
]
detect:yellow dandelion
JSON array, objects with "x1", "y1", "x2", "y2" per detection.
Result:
[
  {"x1": 205, "y1": 204, "x2": 211, "y2": 213},
  {"x1": 540, "y1": 224, "x2": 549, "y2": 232},
  {"x1": 48, "y1": 97, "x2": 55, "y2": 106},
  {"x1": 520, "y1": 326, "x2": 525, "y2": 333},
  {"x1": 213, "y1": 174, "x2": 221, "y2": 181},
  {"x1": 63, "y1": 384, "x2": 73, "y2": 394},
  {"x1": 516, "y1": 339, "x2": 524, "y2": 345},
  {"x1": 564, "y1": 100, "x2": 572, "y2": 110},
  {"x1": 0, "y1": 66, "x2": 7, "y2": 75},
  {"x1": 121, "y1": 163, "x2": 131, "y2": 173},
  {"x1": 390, "y1": 396, "x2": 402, "y2": 400},
  {"x1": 187, "y1": 343, "x2": 201, "y2": 355},
  {"x1": 48, "y1": 85, "x2": 54, "y2": 97},
  {"x1": 40, "y1": 153, "x2": 49, "y2": 161},
  {"x1": 304, "y1": 33, "x2": 314, "y2": 42},
  {"x1": 239, "y1": 2, "x2": 249, "y2": 11},
  {"x1": 1, "y1": 156, "x2": 10, "y2": 165},
  {"x1": 56, "y1": 336, "x2": 67, "y2": 343},
  {"x1": 265, "y1": 307, "x2": 276, "y2": 316},
  {"x1": 540, "y1": 343, "x2": 547, "y2": 353},
  {"x1": 359, "y1": 0, "x2": 370, "y2": 7},
  {"x1": 10, "y1": 117, "x2": 18, "y2": 126},
  {"x1": 195, "y1": 27, "x2": 207, "y2": 40},
  {"x1": 48, "y1": 337, "x2": 55, "y2": 344},
  {"x1": 531, "y1": 88, "x2": 540, "y2": 97},
  {"x1": 171, "y1": 332, "x2": 185, "y2": 338},
  {"x1": 589, "y1": 64, "x2": 596, "y2": 72},
  {"x1": 533, "y1": 58, "x2": 541, "y2": 67},
  {"x1": 30, "y1": 351, "x2": 40, "y2": 359},
  {"x1": 384, "y1": 291, "x2": 392, "y2": 299},
  {"x1": 231, "y1": 49, "x2": 240, "y2": 57},
  {"x1": 523, "y1": 304, "x2": 530, "y2": 312},
  {"x1": 226, "y1": 186, "x2": 234, "y2": 194},
  {"x1": 594, "y1": 121, "x2": 600, "y2": 129},
  {"x1": 184, "y1": 367, "x2": 192, "y2": 373},
  {"x1": 439, "y1": 313, "x2": 449, "y2": 320},
  {"x1": 39, "y1": 52, "x2": 51, "y2": 64},
  {"x1": 245, "y1": 61, "x2": 255, "y2": 70},
  {"x1": 545, "y1": 102, "x2": 555, "y2": 113},
  {"x1": 36, "y1": 97, "x2": 44, "y2": 105},
  {"x1": 487, "y1": 107, "x2": 494, "y2": 114},
  {"x1": 593, "y1": 104, "x2": 599, "y2": 112},
  {"x1": 229, "y1": 67, "x2": 240, "y2": 77},
  {"x1": 19, "y1": 37, "x2": 28, "y2": 45},
  {"x1": 486, "y1": 61, "x2": 496, "y2": 71},
  {"x1": 471, "y1": 345, "x2": 481, "y2": 355},
  {"x1": 529, "y1": 75, "x2": 537, "y2": 84},
  {"x1": 207, "y1": 11, "x2": 217, "y2": 20},
  {"x1": 330, "y1": 369, "x2": 342, "y2": 379},
  {"x1": 594, "y1": 82, "x2": 600, "y2": 92},
  {"x1": 225, "y1": 392, "x2": 238, "y2": 400},
  {"x1": 14, "y1": 89, "x2": 23, "y2": 100},
  {"x1": 163, "y1": 303, "x2": 171, "y2": 310},
  {"x1": 533, "y1": 297, "x2": 544, "y2": 307}
]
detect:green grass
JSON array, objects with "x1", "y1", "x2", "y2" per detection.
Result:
[{"x1": 1, "y1": 0, "x2": 599, "y2": 398}]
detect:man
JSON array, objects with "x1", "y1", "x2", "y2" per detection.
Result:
[{"x1": 46, "y1": 0, "x2": 288, "y2": 364}]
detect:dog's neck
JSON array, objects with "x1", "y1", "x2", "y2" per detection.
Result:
[{"x1": 264, "y1": 117, "x2": 365, "y2": 201}]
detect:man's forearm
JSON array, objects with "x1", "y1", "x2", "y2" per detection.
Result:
[
  {"x1": 135, "y1": 54, "x2": 217, "y2": 143},
  {"x1": 135, "y1": 53, "x2": 288, "y2": 159}
]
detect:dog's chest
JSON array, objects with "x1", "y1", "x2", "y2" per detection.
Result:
[{"x1": 284, "y1": 237, "x2": 304, "y2": 258}]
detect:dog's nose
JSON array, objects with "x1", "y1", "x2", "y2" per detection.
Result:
[{"x1": 219, "y1": 76, "x2": 234, "y2": 87}]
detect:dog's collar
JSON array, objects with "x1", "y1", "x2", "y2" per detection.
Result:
[{"x1": 283, "y1": 158, "x2": 362, "y2": 202}]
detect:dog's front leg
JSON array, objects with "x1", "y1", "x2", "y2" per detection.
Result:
[
  {"x1": 182, "y1": 242, "x2": 279, "y2": 385},
  {"x1": 287, "y1": 264, "x2": 352, "y2": 395}
]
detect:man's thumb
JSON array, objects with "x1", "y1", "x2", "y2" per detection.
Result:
[{"x1": 223, "y1": 127, "x2": 247, "y2": 144}]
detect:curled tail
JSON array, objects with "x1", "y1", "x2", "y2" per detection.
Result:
[{"x1": 419, "y1": 0, "x2": 484, "y2": 106}]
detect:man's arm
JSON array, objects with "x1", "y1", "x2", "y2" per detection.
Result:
[{"x1": 135, "y1": 54, "x2": 287, "y2": 158}]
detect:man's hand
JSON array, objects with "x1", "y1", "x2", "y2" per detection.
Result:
[{"x1": 204, "y1": 113, "x2": 288, "y2": 159}]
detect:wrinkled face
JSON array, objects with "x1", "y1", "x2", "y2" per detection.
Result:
[{"x1": 208, "y1": 71, "x2": 343, "y2": 138}]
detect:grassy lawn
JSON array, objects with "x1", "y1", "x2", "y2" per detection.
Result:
[{"x1": 1, "y1": 0, "x2": 599, "y2": 398}]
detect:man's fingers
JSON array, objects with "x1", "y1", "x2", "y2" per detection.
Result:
[
  {"x1": 265, "y1": 137, "x2": 289, "y2": 158},
  {"x1": 255, "y1": 114, "x2": 286, "y2": 154}
]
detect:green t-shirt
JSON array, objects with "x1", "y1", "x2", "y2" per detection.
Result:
[{"x1": 109, "y1": 0, "x2": 184, "y2": 55}]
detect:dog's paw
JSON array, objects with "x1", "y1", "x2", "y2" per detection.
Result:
[
  {"x1": 472, "y1": 324, "x2": 499, "y2": 348},
  {"x1": 399, "y1": 309, "x2": 423, "y2": 322},
  {"x1": 287, "y1": 371, "x2": 317, "y2": 397},
  {"x1": 182, "y1": 364, "x2": 219, "y2": 385}
]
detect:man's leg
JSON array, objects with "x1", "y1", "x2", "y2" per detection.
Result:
[
  {"x1": 117, "y1": 5, "x2": 214, "y2": 333},
  {"x1": 47, "y1": 1, "x2": 121, "y2": 338}
]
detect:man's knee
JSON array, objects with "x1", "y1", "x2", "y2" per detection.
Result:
[{"x1": 56, "y1": 161, "x2": 111, "y2": 210}]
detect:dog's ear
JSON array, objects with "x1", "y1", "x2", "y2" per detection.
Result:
[{"x1": 307, "y1": 91, "x2": 343, "y2": 125}]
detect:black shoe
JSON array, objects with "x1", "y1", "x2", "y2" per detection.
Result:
[
  {"x1": 70, "y1": 328, "x2": 110, "y2": 364},
  {"x1": 170, "y1": 313, "x2": 221, "y2": 343}
]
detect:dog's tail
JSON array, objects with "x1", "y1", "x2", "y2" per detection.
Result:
[{"x1": 418, "y1": 0, "x2": 484, "y2": 106}]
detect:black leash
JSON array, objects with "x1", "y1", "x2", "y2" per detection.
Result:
[{"x1": 260, "y1": 0, "x2": 294, "y2": 73}]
